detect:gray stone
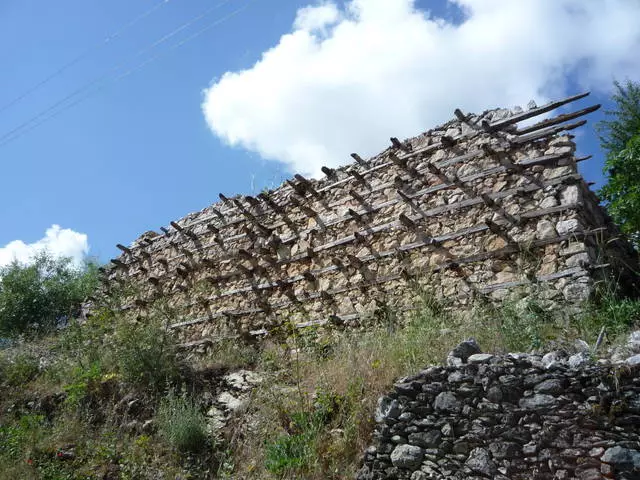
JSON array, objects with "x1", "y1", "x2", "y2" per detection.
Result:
[
  {"x1": 408, "y1": 430, "x2": 441, "y2": 448},
  {"x1": 601, "y1": 446, "x2": 640, "y2": 469},
  {"x1": 390, "y1": 444, "x2": 424, "y2": 469},
  {"x1": 448, "y1": 339, "x2": 481, "y2": 363},
  {"x1": 465, "y1": 447, "x2": 497, "y2": 476},
  {"x1": 568, "y1": 352, "x2": 590, "y2": 368},
  {"x1": 410, "y1": 472, "x2": 429, "y2": 480},
  {"x1": 519, "y1": 394, "x2": 558, "y2": 409},
  {"x1": 556, "y1": 219, "x2": 580, "y2": 235},
  {"x1": 376, "y1": 396, "x2": 402, "y2": 423},
  {"x1": 542, "y1": 351, "x2": 565, "y2": 368},
  {"x1": 625, "y1": 354, "x2": 640, "y2": 367},
  {"x1": 534, "y1": 378, "x2": 565, "y2": 395},
  {"x1": 434, "y1": 392, "x2": 462, "y2": 413},
  {"x1": 536, "y1": 219, "x2": 557, "y2": 239},
  {"x1": 467, "y1": 353, "x2": 494, "y2": 364}
]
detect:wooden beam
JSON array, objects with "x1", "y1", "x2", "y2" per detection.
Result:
[
  {"x1": 516, "y1": 104, "x2": 601, "y2": 135},
  {"x1": 116, "y1": 244, "x2": 132, "y2": 255},
  {"x1": 321, "y1": 166, "x2": 336, "y2": 178},
  {"x1": 351, "y1": 153, "x2": 367, "y2": 165}
]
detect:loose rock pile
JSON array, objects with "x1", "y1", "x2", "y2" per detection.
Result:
[{"x1": 357, "y1": 334, "x2": 640, "y2": 479}]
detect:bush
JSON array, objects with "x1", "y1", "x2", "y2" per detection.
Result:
[
  {"x1": 156, "y1": 391, "x2": 208, "y2": 453},
  {"x1": 0, "y1": 251, "x2": 99, "y2": 336},
  {"x1": 114, "y1": 318, "x2": 180, "y2": 391},
  {"x1": 0, "y1": 352, "x2": 40, "y2": 386}
]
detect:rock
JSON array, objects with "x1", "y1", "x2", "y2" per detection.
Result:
[
  {"x1": 448, "y1": 339, "x2": 481, "y2": 364},
  {"x1": 465, "y1": 447, "x2": 497, "y2": 476},
  {"x1": 223, "y1": 370, "x2": 263, "y2": 391},
  {"x1": 216, "y1": 391, "x2": 246, "y2": 412},
  {"x1": 489, "y1": 442, "x2": 520, "y2": 460},
  {"x1": 601, "y1": 446, "x2": 640, "y2": 469},
  {"x1": 376, "y1": 396, "x2": 402, "y2": 423},
  {"x1": 542, "y1": 351, "x2": 565, "y2": 369},
  {"x1": 534, "y1": 378, "x2": 566, "y2": 395},
  {"x1": 536, "y1": 220, "x2": 557, "y2": 239},
  {"x1": 410, "y1": 472, "x2": 429, "y2": 480},
  {"x1": 625, "y1": 354, "x2": 640, "y2": 367},
  {"x1": 390, "y1": 444, "x2": 424, "y2": 469},
  {"x1": 408, "y1": 430, "x2": 441, "y2": 448},
  {"x1": 434, "y1": 392, "x2": 462, "y2": 413},
  {"x1": 568, "y1": 352, "x2": 590, "y2": 368},
  {"x1": 467, "y1": 353, "x2": 494, "y2": 364},
  {"x1": 556, "y1": 219, "x2": 580, "y2": 235},
  {"x1": 519, "y1": 394, "x2": 558, "y2": 409}
]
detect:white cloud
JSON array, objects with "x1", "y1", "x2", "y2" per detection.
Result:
[
  {"x1": 0, "y1": 225, "x2": 89, "y2": 269},
  {"x1": 202, "y1": 0, "x2": 640, "y2": 177}
]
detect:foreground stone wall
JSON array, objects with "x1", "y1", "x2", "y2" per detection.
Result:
[
  {"x1": 100, "y1": 93, "x2": 638, "y2": 347},
  {"x1": 357, "y1": 337, "x2": 640, "y2": 480}
]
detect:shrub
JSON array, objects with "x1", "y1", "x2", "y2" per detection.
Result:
[
  {"x1": 0, "y1": 351, "x2": 40, "y2": 386},
  {"x1": 156, "y1": 391, "x2": 208, "y2": 453},
  {"x1": 114, "y1": 318, "x2": 180, "y2": 391},
  {"x1": 0, "y1": 251, "x2": 99, "y2": 336}
]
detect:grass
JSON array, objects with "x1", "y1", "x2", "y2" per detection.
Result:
[{"x1": 0, "y1": 285, "x2": 638, "y2": 479}]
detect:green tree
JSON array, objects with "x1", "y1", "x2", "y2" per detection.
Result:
[
  {"x1": 0, "y1": 252, "x2": 99, "y2": 336},
  {"x1": 597, "y1": 80, "x2": 640, "y2": 247}
]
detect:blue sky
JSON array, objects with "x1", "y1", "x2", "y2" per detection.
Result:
[{"x1": 0, "y1": 0, "x2": 639, "y2": 266}]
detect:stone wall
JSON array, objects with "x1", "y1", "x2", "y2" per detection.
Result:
[
  {"x1": 357, "y1": 337, "x2": 640, "y2": 480},
  {"x1": 99, "y1": 92, "x2": 638, "y2": 347}
]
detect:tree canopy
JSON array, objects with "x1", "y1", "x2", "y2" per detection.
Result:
[
  {"x1": 0, "y1": 252, "x2": 99, "y2": 337},
  {"x1": 597, "y1": 80, "x2": 640, "y2": 248}
]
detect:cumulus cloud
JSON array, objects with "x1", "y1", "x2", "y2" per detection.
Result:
[
  {"x1": 203, "y1": 0, "x2": 640, "y2": 176},
  {"x1": 0, "y1": 225, "x2": 89, "y2": 269}
]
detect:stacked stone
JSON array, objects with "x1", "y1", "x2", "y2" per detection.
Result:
[
  {"x1": 357, "y1": 336, "x2": 640, "y2": 480},
  {"x1": 99, "y1": 93, "x2": 638, "y2": 349}
]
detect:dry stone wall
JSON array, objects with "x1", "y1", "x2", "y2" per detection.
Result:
[
  {"x1": 100, "y1": 92, "x2": 638, "y2": 347},
  {"x1": 357, "y1": 336, "x2": 640, "y2": 480}
]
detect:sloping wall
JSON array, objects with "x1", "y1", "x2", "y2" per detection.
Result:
[
  {"x1": 99, "y1": 92, "x2": 638, "y2": 347},
  {"x1": 357, "y1": 340, "x2": 640, "y2": 480}
]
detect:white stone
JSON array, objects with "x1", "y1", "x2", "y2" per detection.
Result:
[
  {"x1": 560, "y1": 185, "x2": 580, "y2": 205},
  {"x1": 556, "y1": 219, "x2": 580, "y2": 235},
  {"x1": 539, "y1": 196, "x2": 558, "y2": 209},
  {"x1": 467, "y1": 353, "x2": 494, "y2": 364},
  {"x1": 536, "y1": 220, "x2": 556, "y2": 239}
]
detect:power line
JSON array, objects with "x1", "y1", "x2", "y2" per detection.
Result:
[
  {"x1": 0, "y1": 0, "x2": 245, "y2": 148},
  {"x1": 0, "y1": 0, "x2": 172, "y2": 116}
]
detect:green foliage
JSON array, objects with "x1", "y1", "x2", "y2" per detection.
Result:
[
  {"x1": 598, "y1": 80, "x2": 640, "y2": 156},
  {"x1": 0, "y1": 351, "x2": 40, "y2": 386},
  {"x1": 63, "y1": 361, "x2": 103, "y2": 407},
  {"x1": 599, "y1": 135, "x2": 640, "y2": 246},
  {"x1": 0, "y1": 251, "x2": 99, "y2": 337},
  {"x1": 597, "y1": 80, "x2": 640, "y2": 246},
  {"x1": 114, "y1": 318, "x2": 180, "y2": 391},
  {"x1": 156, "y1": 391, "x2": 208, "y2": 453},
  {"x1": 264, "y1": 408, "x2": 326, "y2": 475}
]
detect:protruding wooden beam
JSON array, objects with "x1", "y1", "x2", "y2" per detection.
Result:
[
  {"x1": 245, "y1": 195, "x2": 260, "y2": 208},
  {"x1": 207, "y1": 224, "x2": 219, "y2": 234},
  {"x1": 294, "y1": 174, "x2": 321, "y2": 198},
  {"x1": 516, "y1": 104, "x2": 601, "y2": 135},
  {"x1": 440, "y1": 136, "x2": 456, "y2": 148},
  {"x1": 349, "y1": 189, "x2": 370, "y2": 209},
  {"x1": 303, "y1": 271, "x2": 316, "y2": 282},
  {"x1": 488, "y1": 91, "x2": 590, "y2": 131},
  {"x1": 390, "y1": 137, "x2": 410, "y2": 152},
  {"x1": 219, "y1": 193, "x2": 231, "y2": 203},
  {"x1": 576, "y1": 155, "x2": 592, "y2": 163},
  {"x1": 514, "y1": 119, "x2": 587, "y2": 144},
  {"x1": 211, "y1": 207, "x2": 225, "y2": 221},
  {"x1": 454, "y1": 108, "x2": 467, "y2": 122},
  {"x1": 116, "y1": 244, "x2": 132, "y2": 255},
  {"x1": 347, "y1": 208, "x2": 363, "y2": 223},
  {"x1": 351, "y1": 153, "x2": 367, "y2": 165},
  {"x1": 331, "y1": 257, "x2": 344, "y2": 269},
  {"x1": 170, "y1": 221, "x2": 184, "y2": 232},
  {"x1": 348, "y1": 168, "x2": 368, "y2": 187},
  {"x1": 110, "y1": 259, "x2": 126, "y2": 268},
  {"x1": 321, "y1": 166, "x2": 336, "y2": 178},
  {"x1": 159, "y1": 226, "x2": 169, "y2": 234},
  {"x1": 257, "y1": 192, "x2": 284, "y2": 214}
]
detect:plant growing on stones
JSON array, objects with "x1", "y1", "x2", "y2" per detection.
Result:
[{"x1": 156, "y1": 390, "x2": 208, "y2": 453}]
